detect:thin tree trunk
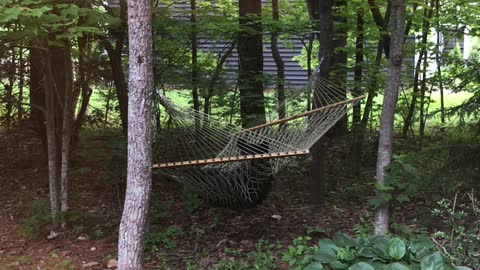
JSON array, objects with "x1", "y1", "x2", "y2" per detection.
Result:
[
  {"x1": 238, "y1": 0, "x2": 266, "y2": 128},
  {"x1": 402, "y1": 0, "x2": 435, "y2": 137},
  {"x1": 17, "y1": 47, "x2": 25, "y2": 125},
  {"x1": 44, "y1": 43, "x2": 59, "y2": 226},
  {"x1": 118, "y1": 0, "x2": 154, "y2": 268},
  {"x1": 29, "y1": 48, "x2": 47, "y2": 151},
  {"x1": 374, "y1": 0, "x2": 406, "y2": 235},
  {"x1": 351, "y1": 8, "x2": 364, "y2": 173},
  {"x1": 103, "y1": 0, "x2": 128, "y2": 135},
  {"x1": 190, "y1": 0, "x2": 200, "y2": 130},
  {"x1": 60, "y1": 41, "x2": 74, "y2": 227},
  {"x1": 203, "y1": 43, "x2": 235, "y2": 127},
  {"x1": 104, "y1": 83, "x2": 113, "y2": 127},
  {"x1": 271, "y1": 0, "x2": 286, "y2": 122},
  {"x1": 435, "y1": 0, "x2": 445, "y2": 125},
  {"x1": 418, "y1": 53, "x2": 428, "y2": 143},
  {"x1": 368, "y1": 0, "x2": 391, "y2": 58},
  {"x1": 361, "y1": 40, "x2": 384, "y2": 126},
  {"x1": 73, "y1": 35, "x2": 93, "y2": 142},
  {"x1": 5, "y1": 47, "x2": 16, "y2": 131},
  {"x1": 306, "y1": 34, "x2": 314, "y2": 111}
]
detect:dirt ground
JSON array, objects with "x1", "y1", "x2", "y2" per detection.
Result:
[{"x1": 0, "y1": 130, "x2": 372, "y2": 269}]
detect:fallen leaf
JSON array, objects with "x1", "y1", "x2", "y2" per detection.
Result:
[
  {"x1": 107, "y1": 259, "x2": 118, "y2": 269},
  {"x1": 82, "y1": 262, "x2": 100, "y2": 268},
  {"x1": 78, "y1": 236, "x2": 87, "y2": 241},
  {"x1": 90, "y1": 247, "x2": 96, "y2": 251},
  {"x1": 47, "y1": 231, "x2": 58, "y2": 240}
]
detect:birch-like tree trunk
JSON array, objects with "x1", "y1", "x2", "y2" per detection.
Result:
[
  {"x1": 117, "y1": 0, "x2": 154, "y2": 268},
  {"x1": 60, "y1": 40, "x2": 74, "y2": 227},
  {"x1": 374, "y1": 0, "x2": 406, "y2": 235},
  {"x1": 44, "y1": 43, "x2": 59, "y2": 225}
]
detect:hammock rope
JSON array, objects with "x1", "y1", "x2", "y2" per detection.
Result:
[{"x1": 152, "y1": 71, "x2": 364, "y2": 208}]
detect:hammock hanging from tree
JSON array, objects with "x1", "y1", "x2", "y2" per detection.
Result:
[{"x1": 152, "y1": 71, "x2": 364, "y2": 208}]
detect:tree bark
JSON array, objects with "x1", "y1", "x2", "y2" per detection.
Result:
[
  {"x1": 103, "y1": 0, "x2": 128, "y2": 135},
  {"x1": 44, "y1": 43, "x2": 59, "y2": 225},
  {"x1": 117, "y1": 0, "x2": 154, "y2": 268},
  {"x1": 73, "y1": 36, "x2": 93, "y2": 142},
  {"x1": 60, "y1": 40, "x2": 74, "y2": 227},
  {"x1": 238, "y1": 0, "x2": 266, "y2": 128},
  {"x1": 309, "y1": 0, "x2": 334, "y2": 204},
  {"x1": 368, "y1": 0, "x2": 391, "y2": 58},
  {"x1": 190, "y1": 0, "x2": 200, "y2": 130},
  {"x1": 402, "y1": 0, "x2": 435, "y2": 137},
  {"x1": 29, "y1": 48, "x2": 47, "y2": 150},
  {"x1": 271, "y1": 0, "x2": 286, "y2": 122},
  {"x1": 17, "y1": 47, "x2": 25, "y2": 125},
  {"x1": 351, "y1": 8, "x2": 364, "y2": 173},
  {"x1": 374, "y1": 0, "x2": 406, "y2": 235},
  {"x1": 203, "y1": 43, "x2": 235, "y2": 127}
]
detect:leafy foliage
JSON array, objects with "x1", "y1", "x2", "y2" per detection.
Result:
[{"x1": 305, "y1": 232, "x2": 472, "y2": 270}]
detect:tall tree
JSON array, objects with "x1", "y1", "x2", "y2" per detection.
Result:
[
  {"x1": 190, "y1": 0, "x2": 200, "y2": 129},
  {"x1": 271, "y1": 0, "x2": 286, "y2": 121},
  {"x1": 117, "y1": 0, "x2": 154, "y2": 268},
  {"x1": 102, "y1": 0, "x2": 129, "y2": 135},
  {"x1": 374, "y1": 0, "x2": 406, "y2": 235},
  {"x1": 308, "y1": 0, "x2": 334, "y2": 203},
  {"x1": 238, "y1": 0, "x2": 266, "y2": 128}
]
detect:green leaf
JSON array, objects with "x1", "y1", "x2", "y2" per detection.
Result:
[
  {"x1": 0, "y1": 7, "x2": 22, "y2": 23},
  {"x1": 386, "y1": 262, "x2": 411, "y2": 270},
  {"x1": 330, "y1": 260, "x2": 349, "y2": 269},
  {"x1": 333, "y1": 232, "x2": 356, "y2": 248},
  {"x1": 387, "y1": 238, "x2": 406, "y2": 260},
  {"x1": 420, "y1": 252, "x2": 446, "y2": 270},
  {"x1": 357, "y1": 247, "x2": 377, "y2": 258},
  {"x1": 304, "y1": 261, "x2": 323, "y2": 270},
  {"x1": 454, "y1": 267, "x2": 472, "y2": 270},
  {"x1": 348, "y1": 262, "x2": 374, "y2": 270},
  {"x1": 313, "y1": 239, "x2": 339, "y2": 264}
]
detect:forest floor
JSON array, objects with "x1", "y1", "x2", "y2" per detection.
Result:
[{"x1": 0, "y1": 128, "x2": 399, "y2": 270}]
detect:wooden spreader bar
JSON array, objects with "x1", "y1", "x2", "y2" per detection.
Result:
[
  {"x1": 237, "y1": 95, "x2": 366, "y2": 133},
  {"x1": 152, "y1": 150, "x2": 310, "y2": 169}
]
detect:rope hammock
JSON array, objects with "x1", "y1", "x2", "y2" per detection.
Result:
[{"x1": 152, "y1": 71, "x2": 364, "y2": 208}]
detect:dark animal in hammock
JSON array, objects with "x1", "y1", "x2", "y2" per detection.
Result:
[{"x1": 203, "y1": 137, "x2": 274, "y2": 209}]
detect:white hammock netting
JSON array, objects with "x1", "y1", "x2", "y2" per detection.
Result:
[{"x1": 152, "y1": 71, "x2": 364, "y2": 208}]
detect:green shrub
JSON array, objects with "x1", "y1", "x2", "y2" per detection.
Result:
[{"x1": 304, "y1": 232, "x2": 472, "y2": 270}]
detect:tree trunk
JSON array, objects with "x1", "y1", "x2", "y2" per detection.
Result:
[
  {"x1": 435, "y1": 0, "x2": 445, "y2": 125},
  {"x1": 271, "y1": 0, "x2": 286, "y2": 122},
  {"x1": 73, "y1": 36, "x2": 93, "y2": 142},
  {"x1": 351, "y1": 8, "x2": 364, "y2": 173},
  {"x1": 29, "y1": 48, "x2": 47, "y2": 150},
  {"x1": 402, "y1": 0, "x2": 435, "y2": 137},
  {"x1": 306, "y1": 34, "x2": 314, "y2": 111},
  {"x1": 44, "y1": 43, "x2": 59, "y2": 226},
  {"x1": 60, "y1": 41, "x2": 74, "y2": 227},
  {"x1": 368, "y1": 0, "x2": 391, "y2": 58},
  {"x1": 103, "y1": 0, "x2": 128, "y2": 135},
  {"x1": 5, "y1": 47, "x2": 16, "y2": 131},
  {"x1": 329, "y1": 0, "x2": 348, "y2": 137},
  {"x1": 309, "y1": 0, "x2": 334, "y2": 204},
  {"x1": 418, "y1": 53, "x2": 428, "y2": 143},
  {"x1": 374, "y1": 0, "x2": 406, "y2": 235},
  {"x1": 190, "y1": 0, "x2": 200, "y2": 130},
  {"x1": 203, "y1": 43, "x2": 235, "y2": 127},
  {"x1": 238, "y1": 0, "x2": 266, "y2": 128},
  {"x1": 17, "y1": 47, "x2": 25, "y2": 125},
  {"x1": 117, "y1": 0, "x2": 154, "y2": 268}
]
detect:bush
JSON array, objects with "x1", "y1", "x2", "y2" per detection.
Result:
[{"x1": 304, "y1": 232, "x2": 471, "y2": 270}]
